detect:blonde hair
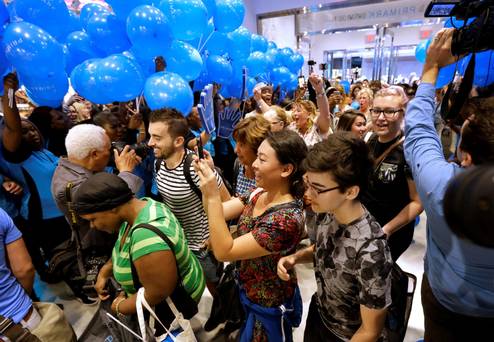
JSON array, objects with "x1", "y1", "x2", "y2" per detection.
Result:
[
  {"x1": 264, "y1": 106, "x2": 289, "y2": 127},
  {"x1": 357, "y1": 88, "x2": 374, "y2": 101}
]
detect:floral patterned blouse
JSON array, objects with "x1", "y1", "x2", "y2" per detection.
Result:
[{"x1": 238, "y1": 188, "x2": 304, "y2": 341}]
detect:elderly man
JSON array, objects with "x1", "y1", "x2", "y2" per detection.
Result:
[
  {"x1": 51, "y1": 124, "x2": 142, "y2": 302},
  {"x1": 52, "y1": 124, "x2": 142, "y2": 247}
]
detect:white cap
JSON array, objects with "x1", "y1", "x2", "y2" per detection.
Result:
[{"x1": 253, "y1": 82, "x2": 273, "y2": 92}]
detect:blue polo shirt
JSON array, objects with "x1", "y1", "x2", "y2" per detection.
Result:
[
  {"x1": 0, "y1": 208, "x2": 32, "y2": 323},
  {"x1": 404, "y1": 83, "x2": 494, "y2": 317}
]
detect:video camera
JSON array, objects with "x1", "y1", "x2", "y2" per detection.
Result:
[
  {"x1": 425, "y1": 0, "x2": 494, "y2": 124},
  {"x1": 425, "y1": 0, "x2": 494, "y2": 55}
]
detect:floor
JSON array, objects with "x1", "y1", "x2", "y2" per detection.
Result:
[{"x1": 35, "y1": 213, "x2": 427, "y2": 341}]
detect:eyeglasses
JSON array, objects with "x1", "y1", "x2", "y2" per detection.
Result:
[
  {"x1": 304, "y1": 181, "x2": 341, "y2": 195},
  {"x1": 370, "y1": 108, "x2": 404, "y2": 119}
]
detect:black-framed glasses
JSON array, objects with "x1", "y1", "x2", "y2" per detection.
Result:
[
  {"x1": 370, "y1": 108, "x2": 404, "y2": 119},
  {"x1": 304, "y1": 181, "x2": 341, "y2": 195}
]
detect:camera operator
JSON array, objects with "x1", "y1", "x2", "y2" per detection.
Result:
[{"x1": 404, "y1": 28, "x2": 494, "y2": 341}]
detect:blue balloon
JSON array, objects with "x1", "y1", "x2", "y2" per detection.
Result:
[
  {"x1": 246, "y1": 52, "x2": 268, "y2": 77},
  {"x1": 251, "y1": 35, "x2": 268, "y2": 53},
  {"x1": 106, "y1": 0, "x2": 147, "y2": 21},
  {"x1": 22, "y1": 71, "x2": 68, "y2": 106},
  {"x1": 202, "y1": 0, "x2": 216, "y2": 18},
  {"x1": 214, "y1": 0, "x2": 245, "y2": 33},
  {"x1": 124, "y1": 49, "x2": 156, "y2": 78},
  {"x1": 283, "y1": 73, "x2": 298, "y2": 92},
  {"x1": 246, "y1": 77, "x2": 256, "y2": 97},
  {"x1": 65, "y1": 31, "x2": 103, "y2": 73},
  {"x1": 0, "y1": 40, "x2": 9, "y2": 77},
  {"x1": 97, "y1": 54, "x2": 145, "y2": 101},
  {"x1": 265, "y1": 49, "x2": 281, "y2": 69},
  {"x1": 193, "y1": 68, "x2": 210, "y2": 91},
  {"x1": 267, "y1": 41, "x2": 277, "y2": 50},
  {"x1": 415, "y1": 39, "x2": 431, "y2": 63},
  {"x1": 270, "y1": 67, "x2": 291, "y2": 87},
  {"x1": 286, "y1": 53, "x2": 304, "y2": 73},
  {"x1": 14, "y1": 0, "x2": 72, "y2": 41},
  {"x1": 436, "y1": 63, "x2": 456, "y2": 89},
  {"x1": 203, "y1": 32, "x2": 230, "y2": 55},
  {"x1": 159, "y1": 0, "x2": 208, "y2": 41},
  {"x1": 127, "y1": 5, "x2": 173, "y2": 59},
  {"x1": 70, "y1": 59, "x2": 112, "y2": 104},
  {"x1": 144, "y1": 71, "x2": 193, "y2": 114},
  {"x1": 86, "y1": 12, "x2": 131, "y2": 55},
  {"x1": 340, "y1": 80, "x2": 351, "y2": 95},
  {"x1": 67, "y1": 10, "x2": 82, "y2": 32},
  {"x1": 80, "y1": 3, "x2": 109, "y2": 29},
  {"x1": 0, "y1": 1, "x2": 8, "y2": 27},
  {"x1": 206, "y1": 55, "x2": 233, "y2": 85},
  {"x1": 465, "y1": 51, "x2": 494, "y2": 87},
  {"x1": 279, "y1": 47, "x2": 294, "y2": 66},
  {"x1": 228, "y1": 27, "x2": 252, "y2": 60},
  {"x1": 3, "y1": 22, "x2": 65, "y2": 78},
  {"x1": 165, "y1": 40, "x2": 203, "y2": 81}
]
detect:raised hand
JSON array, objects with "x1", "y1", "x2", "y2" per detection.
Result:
[
  {"x1": 197, "y1": 84, "x2": 216, "y2": 135},
  {"x1": 217, "y1": 106, "x2": 242, "y2": 139}
]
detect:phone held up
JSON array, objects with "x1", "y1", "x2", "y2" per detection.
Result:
[
  {"x1": 298, "y1": 76, "x2": 306, "y2": 88},
  {"x1": 197, "y1": 137, "x2": 204, "y2": 159}
]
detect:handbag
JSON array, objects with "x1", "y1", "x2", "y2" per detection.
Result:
[
  {"x1": 0, "y1": 302, "x2": 76, "y2": 342},
  {"x1": 203, "y1": 262, "x2": 244, "y2": 333},
  {"x1": 136, "y1": 288, "x2": 196, "y2": 342}
]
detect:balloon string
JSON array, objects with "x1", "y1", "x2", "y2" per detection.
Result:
[
  {"x1": 199, "y1": 31, "x2": 215, "y2": 54},
  {"x1": 197, "y1": 34, "x2": 203, "y2": 52}
]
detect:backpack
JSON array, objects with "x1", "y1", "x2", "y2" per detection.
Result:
[
  {"x1": 154, "y1": 152, "x2": 233, "y2": 202},
  {"x1": 46, "y1": 182, "x2": 110, "y2": 302}
]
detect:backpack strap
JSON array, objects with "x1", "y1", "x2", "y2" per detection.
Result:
[
  {"x1": 154, "y1": 158, "x2": 163, "y2": 173},
  {"x1": 65, "y1": 182, "x2": 87, "y2": 278},
  {"x1": 128, "y1": 223, "x2": 178, "y2": 290},
  {"x1": 372, "y1": 136, "x2": 405, "y2": 173},
  {"x1": 183, "y1": 153, "x2": 202, "y2": 202}
]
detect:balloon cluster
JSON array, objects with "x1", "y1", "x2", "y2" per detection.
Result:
[
  {"x1": 0, "y1": 0, "x2": 304, "y2": 114},
  {"x1": 415, "y1": 17, "x2": 493, "y2": 89}
]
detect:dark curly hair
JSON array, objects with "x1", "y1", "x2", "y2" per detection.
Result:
[{"x1": 302, "y1": 131, "x2": 373, "y2": 198}]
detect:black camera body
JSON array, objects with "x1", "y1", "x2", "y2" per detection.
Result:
[
  {"x1": 425, "y1": 0, "x2": 494, "y2": 55},
  {"x1": 112, "y1": 141, "x2": 150, "y2": 159}
]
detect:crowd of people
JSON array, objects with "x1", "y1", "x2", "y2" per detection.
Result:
[{"x1": 0, "y1": 27, "x2": 493, "y2": 342}]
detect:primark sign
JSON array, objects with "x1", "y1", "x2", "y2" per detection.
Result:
[{"x1": 298, "y1": 0, "x2": 430, "y2": 33}]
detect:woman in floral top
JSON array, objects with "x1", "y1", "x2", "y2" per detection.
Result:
[{"x1": 195, "y1": 130, "x2": 308, "y2": 342}]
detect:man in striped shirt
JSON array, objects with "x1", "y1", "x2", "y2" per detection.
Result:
[{"x1": 148, "y1": 108, "x2": 230, "y2": 293}]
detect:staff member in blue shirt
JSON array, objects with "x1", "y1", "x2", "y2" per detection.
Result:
[{"x1": 404, "y1": 28, "x2": 494, "y2": 341}]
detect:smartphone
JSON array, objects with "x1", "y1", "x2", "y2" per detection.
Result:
[
  {"x1": 298, "y1": 76, "x2": 306, "y2": 88},
  {"x1": 197, "y1": 137, "x2": 204, "y2": 159}
]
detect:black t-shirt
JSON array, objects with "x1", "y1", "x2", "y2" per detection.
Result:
[{"x1": 361, "y1": 133, "x2": 412, "y2": 226}]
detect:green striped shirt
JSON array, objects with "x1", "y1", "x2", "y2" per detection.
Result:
[{"x1": 112, "y1": 198, "x2": 205, "y2": 302}]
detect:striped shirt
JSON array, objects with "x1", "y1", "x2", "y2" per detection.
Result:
[
  {"x1": 112, "y1": 198, "x2": 205, "y2": 302},
  {"x1": 156, "y1": 152, "x2": 222, "y2": 253}
]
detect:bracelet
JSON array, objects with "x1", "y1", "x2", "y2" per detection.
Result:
[
  {"x1": 316, "y1": 92, "x2": 325, "y2": 98},
  {"x1": 115, "y1": 297, "x2": 126, "y2": 316}
]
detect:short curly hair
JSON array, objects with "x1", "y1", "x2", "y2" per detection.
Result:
[
  {"x1": 232, "y1": 116, "x2": 271, "y2": 151},
  {"x1": 303, "y1": 131, "x2": 373, "y2": 198}
]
